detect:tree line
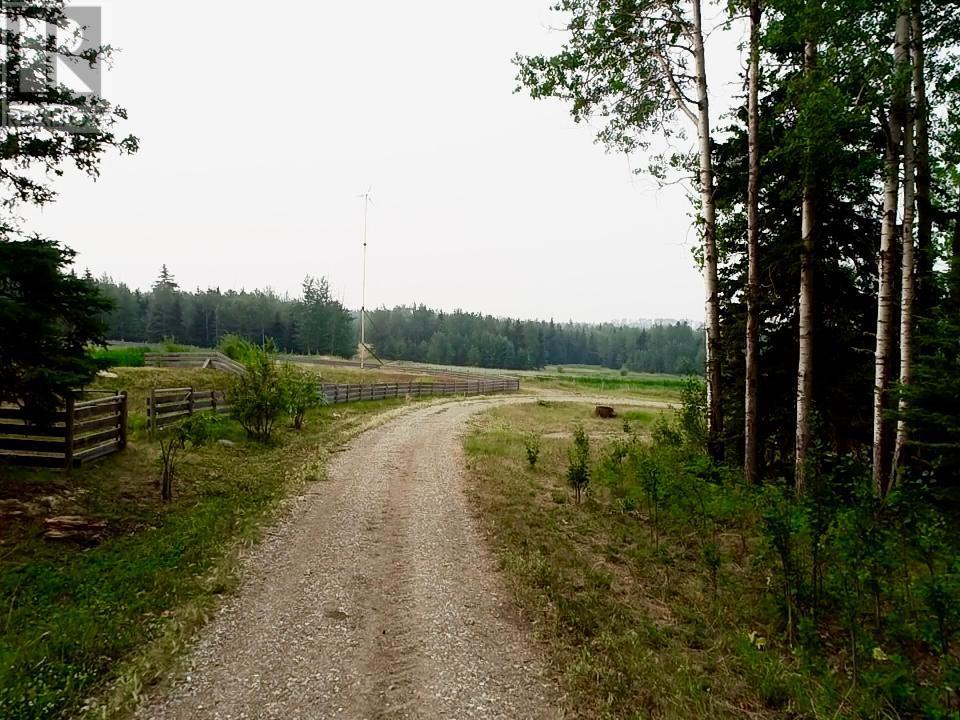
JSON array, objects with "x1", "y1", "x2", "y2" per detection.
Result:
[
  {"x1": 95, "y1": 268, "x2": 356, "y2": 358},
  {"x1": 95, "y1": 270, "x2": 705, "y2": 374},
  {"x1": 364, "y1": 306, "x2": 704, "y2": 373},
  {"x1": 517, "y1": 0, "x2": 960, "y2": 493}
]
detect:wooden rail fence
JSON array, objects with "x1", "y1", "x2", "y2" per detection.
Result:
[
  {"x1": 0, "y1": 392, "x2": 128, "y2": 468},
  {"x1": 145, "y1": 351, "x2": 246, "y2": 376},
  {"x1": 146, "y1": 376, "x2": 520, "y2": 434},
  {"x1": 147, "y1": 388, "x2": 230, "y2": 435},
  {"x1": 320, "y1": 377, "x2": 520, "y2": 404}
]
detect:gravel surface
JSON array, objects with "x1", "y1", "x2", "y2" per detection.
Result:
[{"x1": 135, "y1": 397, "x2": 565, "y2": 720}]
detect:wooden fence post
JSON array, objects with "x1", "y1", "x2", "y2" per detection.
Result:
[
  {"x1": 64, "y1": 395, "x2": 75, "y2": 469},
  {"x1": 149, "y1": 388, "x2": 156, "y2": 438},
  {"x1": 119, "y1": 391, "x2": 129, "y2": 449},
  {"x1": 188, "y1": 386, "x2": 195, "y2": 416}
]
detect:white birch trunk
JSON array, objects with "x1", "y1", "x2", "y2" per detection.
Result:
[
  {"x1": 873, "y1": 12, "x2": 909, "y2": 497},
  {"x1": 891, "y1": 77, "x2": 917, "y2": 485},
  {"x1": 795, "y1": 44, "x2": 817, "y2": 494},
  {"x1": 691, "y1": 0, "x2": 723, "y2": 460}
]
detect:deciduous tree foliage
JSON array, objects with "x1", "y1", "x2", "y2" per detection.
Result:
[
  {"x1": 515, "y1": 0, "x2": 725, "y2": 458},
  {"x1": 0, "y1": 0, "x2": 138, "y2": 209},
  {"x1": 517, "y1": 0, "x2": 960, "y2": 491}
]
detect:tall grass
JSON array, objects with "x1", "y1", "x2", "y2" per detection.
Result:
[{"x1": 88, "y1": 346, "x2": 150, "y2": 368}]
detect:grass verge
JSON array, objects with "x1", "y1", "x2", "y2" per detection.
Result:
[
  {"x1": 464, "y1": 402, "x2": 789, "y2": 719},
  {"x1": 465, "y1": 400, "x2": 960, "y2": 719}
]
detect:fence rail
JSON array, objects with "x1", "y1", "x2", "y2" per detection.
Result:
[
  {"x1": 147, "y1": 388, "x2": 230, "y2": 435},
  {"x1": 320, "y1": 377, "x2": 520, "y2": 404},
  {"x1": 0, "y1": 392, "x2": 128, "y2": 468},
  {"x1": 145, "y1": 352, "x2": 246, "y2": 376},
  {"x1": 146, "y1": 376, "x2": 520, "y2": 434}
]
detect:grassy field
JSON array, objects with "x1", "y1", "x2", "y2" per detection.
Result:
[
  {"x1": 523, "y1": 369, "x2": 687, "y2": 401},
  {"x1": 0, "y1": 367, "x2": 408, "y2": 720},
  {"x1": 464, "y1": 401, "x2": 791, "y2": 719},
  {"x1": 293, "y1": 364, "x2": 443, "y2": 386}
]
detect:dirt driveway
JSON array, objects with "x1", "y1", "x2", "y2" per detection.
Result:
[{"x1": 136, "y1": 397, "x2": 566, "y2": 720}]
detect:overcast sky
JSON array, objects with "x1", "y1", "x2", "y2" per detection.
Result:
[{"x1": 23, "y1": 0, "x2": 745, "y2": 324}]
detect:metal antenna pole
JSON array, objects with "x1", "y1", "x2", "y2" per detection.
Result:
[{"x1": 360, "y1": 191, "x2": 371, "y2": 369}]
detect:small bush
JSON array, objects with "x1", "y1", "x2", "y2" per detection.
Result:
[
  {"x1": 157, "y1": 412, "x2": 222, "y2": 502},
  {"x1": 229, "y1": 345, "x2": 285, "y2": 441},
  {"x1": 567, "y1": 424, "x2": 591, "y2": 503},
  {"x1": 218, "y1": 334, "x2": 258, "y2": 365},
  {"x1": 524, "y1": 433, "x2": 542, "y2": 467},
  {"x1": 280, "y1": 363, "x2": 322, "y2": 430},
  {"x1": 88, "y1": 346, "x2": 148, "y2": 368}
]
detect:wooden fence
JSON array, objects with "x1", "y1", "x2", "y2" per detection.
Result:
[
  {"x1": 320, "y1": 377, "x2": 520, "y2": 404},
  {"x1": 0, "y1": 392, "x2": 128, "y2": 468},
  {"x1": 145, "y1": 351, "x2": 246, "y2": 376},
  {"x1": 145, "y1": 376, "x2": 520, "y2": 434},
  {"x1": 147, "y1": 388, "x2": 230, "y2": 435}
]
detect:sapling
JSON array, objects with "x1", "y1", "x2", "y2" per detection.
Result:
[
  {"x1": 158, "y1": 412, "x2": 220, "y2": 502},
  {"x1": 524, "y1": 433, "x2": 542, "y2": 468},
  {"x1": 567, "y1": 425, "x2": 591, "y2": 504},
  {"x1": 280, "y1": 363, "x2": 322, "y2": 430}
]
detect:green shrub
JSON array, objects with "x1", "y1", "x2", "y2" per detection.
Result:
[
  {"x1": 229, "y1": 345, "x2": 285, "y2": 441},
  {"x1": 218, "y1": 334, "x2": 258, "y2": 365},
  {"x1": 157, "y1": 412, "x2": 223, "y2": 502},
  {"x1": 279, "y1": 364, "x2": 322, "y2": 430},
  {"x1": 524, "y1": 433, "x2": 542, "y2": 468},
  {"x1": 678, "y1": 376, "x2": 708, "y2": 449},
  {"x1": 88, "y1": 346, "x2": 149, "y2": 368},
  {"x1": 567, "y1": 425, "x2": 591, "y2": 503}
]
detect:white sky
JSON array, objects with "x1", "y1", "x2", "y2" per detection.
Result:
[{"x1": 22, "y1": 0, "x2": 745, "y2": 324}]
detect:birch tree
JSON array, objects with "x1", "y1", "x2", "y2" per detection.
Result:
[
  {"x1": 515, "y1": 0, "x2": 725, "y2": 459},
  {"x1": 744, "y1": 0, "x2": 763, "y2": 484},
  {"x1": 891, "y1": 12, "x2": 919, "y2": 484},
  {"x1": 873, "y1": 10, "x2": 910, "y2": 497},
  {"x1": 794, "y1": 38, "x2": 817, "y2": 493}
]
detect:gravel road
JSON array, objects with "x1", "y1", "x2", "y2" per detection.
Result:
[{"x1": 135, "y1": 397, "x2": 565, "y2": 720}]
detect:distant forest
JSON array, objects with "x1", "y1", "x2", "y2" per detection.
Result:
[{"x1": 95, "y1": 269, "x2": 705, "y2": 374}]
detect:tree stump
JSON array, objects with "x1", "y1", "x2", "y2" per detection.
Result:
[{"x1": 595, "y1": 405, "x2": 616, "y2": 419}]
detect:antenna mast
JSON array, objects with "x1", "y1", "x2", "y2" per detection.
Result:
[{"x1": 359, "y1": 189, "x2": 372, "y2": 369}]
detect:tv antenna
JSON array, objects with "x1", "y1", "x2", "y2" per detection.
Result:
[{"x1": 358, "y1": 188, "x2": 373, "y2": 369}]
